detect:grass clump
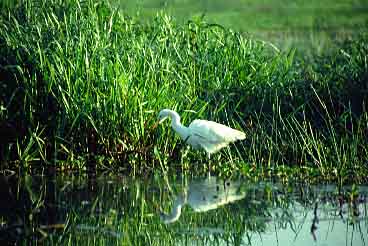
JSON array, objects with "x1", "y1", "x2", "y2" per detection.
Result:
[{"x1": 0, "y1": 0, "x2": 367, "y2": 181}]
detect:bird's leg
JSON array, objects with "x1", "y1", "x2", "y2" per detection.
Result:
[
  {"x1": 181, "y1": 145, "x2": 190, "y2": 172},
  {"x1": 180, "y1": 136, "x2": 191, "y2": 171},
  {"x1": 207, "y1": 153, "x2": 211, "y2": 178},
  {"x1": 183, "y1": 135, "x2": 190, "y2": 144}
]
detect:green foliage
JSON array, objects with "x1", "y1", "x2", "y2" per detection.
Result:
[{"x1": 0, "y1": 0, "x2": 367, "y2": 179}]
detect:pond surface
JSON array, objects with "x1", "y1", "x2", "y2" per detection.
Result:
[{"x1": 0, "y1": 171, "x2": 367, "y2": 245}]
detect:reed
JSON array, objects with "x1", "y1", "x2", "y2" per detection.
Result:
[{"x1": 0, "y1": 0, "x2": 367, "y2": 180}]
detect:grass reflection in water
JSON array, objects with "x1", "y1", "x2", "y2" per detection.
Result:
[{"x1": 0, "y1": 172, "x2": 367, "y2": 245}]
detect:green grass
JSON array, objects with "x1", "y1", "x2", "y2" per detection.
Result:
[
  {"x1": 113, "y1": 0, "x2": 368, "y2": 30},
  {"x1": 0, "y1": 0, "x2": 367, "y2": 181},
  {"x1": 112, "y1": 0, "x2": 368, "y2": 53}
]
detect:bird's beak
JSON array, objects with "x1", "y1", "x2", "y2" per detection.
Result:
[
  {"x1": 152, "y1": 116, "x2": 167, "y2": 129},
  {"x1": 158, "y1": 116, "x2": 169, "y2": 124},
  {"x1": 158, "y1": 117, "x2": 167, "y2": 124}
]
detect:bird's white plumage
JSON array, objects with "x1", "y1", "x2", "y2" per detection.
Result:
[
  {"x1": 157, "y1": 109, "x2": 245, "y2": 155},
  {"x1": 187, "y1": 119, "x2": 245, "y2": 153}
]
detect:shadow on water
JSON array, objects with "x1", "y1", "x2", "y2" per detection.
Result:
[{"x1": 0, "y1": 169, "x2": 367, "y2": 245}]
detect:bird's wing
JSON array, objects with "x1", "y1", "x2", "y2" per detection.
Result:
[
  {"x1": 188, "y1": 120, "x2": 245, "y2": 153},
  {"x1": 189, "y1": 120, "x2": 245, "y2": 142}
]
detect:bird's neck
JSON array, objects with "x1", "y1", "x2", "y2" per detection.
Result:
[
  {"x1": 170, "y1": 111, "x2": 189, "y2": 139},
  {"x1": 168, "y1": 110, "x2": 181, "y2": 126}
]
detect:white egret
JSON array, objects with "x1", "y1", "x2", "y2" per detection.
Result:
[{"x1": 157, "y1": 109, "x2": 246, "y2": 159}]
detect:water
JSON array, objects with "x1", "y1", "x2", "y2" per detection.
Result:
[{"x1": 0, "y1": 171, "x2": 367, "y2": 245}]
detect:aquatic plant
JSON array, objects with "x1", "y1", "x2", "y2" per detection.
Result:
[{"x1": 0, "y1": 0, "x2": 367, "y2": 180}]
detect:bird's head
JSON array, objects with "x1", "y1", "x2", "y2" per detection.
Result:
[
  {"x1": 157, "y1": 109, "x2": 172, "y2": 124},
  {"x1": 151, "y1": 109, "x2": 170, "y2": 129}
]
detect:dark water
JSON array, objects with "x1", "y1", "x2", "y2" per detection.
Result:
[{"x1": 0, "y1": 171, "x2": 367, "y2": 245}]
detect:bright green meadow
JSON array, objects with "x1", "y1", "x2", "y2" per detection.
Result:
[
  {"x1": 0, "y1": 0, "x2": 367, "y2": 181},
  {"x1": 114, "y1": 0, "x2": 368, "y2": 53}
]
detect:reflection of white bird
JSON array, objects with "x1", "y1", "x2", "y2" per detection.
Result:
[
  {"x1": 160, "y1": 178, "x2": 245, "y2": 224},
  {"x1": 157, "y1": 109, "x2": 246, "y2": 158}
]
